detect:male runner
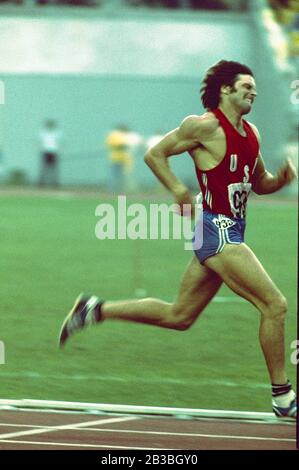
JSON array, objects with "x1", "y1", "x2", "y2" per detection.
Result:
[{"x1": 59, "y1": 60, "x2": 297, "y2": 418}]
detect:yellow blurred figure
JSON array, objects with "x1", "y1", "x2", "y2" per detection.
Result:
[
  {"x1": 289, "y1": 31, "x2": 299, "y2": 55},
  {"x1": 106, "y1": 125, "x2": 134, "y2": 193},
  {"x1": 106, "y1": 129, "x2": 133, "y2": 169}
]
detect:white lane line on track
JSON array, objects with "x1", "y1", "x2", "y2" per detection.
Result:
[
  {"x1": 78, "y1": 427, "x2": 295, "y2": 442},
  {"x1": 0, "y1": 423, "x2": 294, "y2": 443},
  {"x1": 0, "y1": 424, "x2": 47, "y2": 429},
  {"x1": 0, "y1": 439, "x2": 171, "y2": 450},
  {"x1": 0, "y1": 416, "x2": 137, "y2": 440}
]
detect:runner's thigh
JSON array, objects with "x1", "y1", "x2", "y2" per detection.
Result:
[
  {"x1": 174, "y1": 256, "x2": 222, "y2": 321},
  {"x1": 204, "y1": 243, "x2": 284, "y2": 311}
]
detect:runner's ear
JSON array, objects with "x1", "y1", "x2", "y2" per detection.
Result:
[{"x1": 220, "y1": 85, "x2": 231, "y2": 95}]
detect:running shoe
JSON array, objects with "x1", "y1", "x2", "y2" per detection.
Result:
[
  {"x1": 272, "y1": 397, "x2": 297, "y2": 418},
  {"x1": 59, "y1": 294, "x2": 104, "y2": 348}
]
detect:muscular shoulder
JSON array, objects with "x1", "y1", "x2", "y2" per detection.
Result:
[
  {"x1": 246, "y1": 120, "x2": 261, "y2": 143},
  {"x1": 180, "y1": 112, "x2": 219, "y2": 141}
]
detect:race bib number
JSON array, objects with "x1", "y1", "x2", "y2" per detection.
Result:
[
  {"x1": 228, "y1": 182, "x2": 252, "y2": 218},
  {"x1": 212, "y1": 218, "x2": 236, "y2": 230}
]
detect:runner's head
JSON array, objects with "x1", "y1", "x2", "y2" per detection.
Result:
[{"x1": 200, "y1": 60, "x2": 257, "y2": 114}]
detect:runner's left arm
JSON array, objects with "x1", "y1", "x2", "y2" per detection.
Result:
[
  {"x1": 249, "y1": 123, "x2": 297, "y2": 194},
  {"x1": 252, "y1": 154, "x2": 297, "y2": 195}
]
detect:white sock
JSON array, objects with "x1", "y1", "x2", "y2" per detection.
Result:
[{"x1": 272, "y1": 389, "x2": 296, "y2": 408}]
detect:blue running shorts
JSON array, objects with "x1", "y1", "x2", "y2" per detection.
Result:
[{"x1": 193, "y1": 210, "x2": 246, "y2": 264}]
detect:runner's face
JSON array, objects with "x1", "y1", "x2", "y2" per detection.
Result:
[{"x1": 229, "y1": 74, "x2": 257, "y2": 115}]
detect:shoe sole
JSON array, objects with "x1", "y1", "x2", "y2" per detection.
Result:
[
  {"x1": 272, "y1": 400, "x2": 297, "y2": 419},
  {"x1": 58, "y1": 294, "x2": 85, "y2": 348}
]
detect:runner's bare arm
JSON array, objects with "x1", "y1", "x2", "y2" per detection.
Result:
[
  {"x1": 252, "y1": 154, "x2": 297, "y2": 195},
  {"x1": 144, "y1": 116, "x2": 202, "y2": 211},
  {"x1": 249, "y1": 124, "x2": 297, "y2": 194}
]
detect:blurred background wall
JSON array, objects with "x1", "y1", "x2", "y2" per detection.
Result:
[{"x1": 0, "y1": 0, "x2": 297, "y2": 190}]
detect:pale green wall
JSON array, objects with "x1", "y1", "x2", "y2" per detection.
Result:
[{"x1": 0, "y1": 11, "x2": 294, "y2": 188}]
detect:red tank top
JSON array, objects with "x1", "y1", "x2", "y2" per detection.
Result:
[{"x1": 195, "y1": 108, "x2": 259, "y2": 219}]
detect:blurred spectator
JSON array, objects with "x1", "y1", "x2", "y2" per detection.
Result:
[
  {"x1": 127, "y1": 0, "x2": 230, "y2": 8},
  {"x1": 0, "y1": 0, "x2": 23, "y2": 4},
  {"x1": 268, "y1": 0, "x2": 299, "y2": 64},
  {"x1": 105, "y1": 124, "x2": 141, "y2": 194},
  {"x1": 60, "y1": 0, "x2": 99, "y2": 6},
  {"x1": 287, "y1": 3, "x2": 299, "y2": 57},
  {"x1": 189, "y1": 0, "x2": 228, "y2": 10},
  {"x1": 269, "y1": 0, "x2": 299, "y2": 25},
  {"x1": 39, "y1": 119, "x2": 62, "y2": 188},
  {"x1": 0, "y1": 0, "x2": 99, "y2": 5},
  {"x1": 35, "y1": 0, "x2": 99, "y2": 6},
  {"x1": 127, "y1": 0, "x2": 180, "y2": 7},
  {"x1": 0, "y1": 0, "x2": 247, "y2": 9}
]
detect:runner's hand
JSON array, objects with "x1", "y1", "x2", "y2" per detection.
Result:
[
  {"x1": 277, "y1": 158, "x2": 297, "y2": 186},
  {"x1": 173, "y1": 186, "x2": 195, "y2": 218}
]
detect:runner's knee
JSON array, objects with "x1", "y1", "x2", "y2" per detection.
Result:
[
  {"x1": 263, "y1": 295, "x2": 288, "y2": 320},
  {"x1": 173, "y1": 319, "x2": 193, "y2": 331},
  {"x1": 169, "y1": 305, "x2": 194, "y2": 331}
]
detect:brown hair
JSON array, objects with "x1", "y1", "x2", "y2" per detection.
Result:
[{"x1": 200, "y1": 60, "x2": 254, "y2": 110}]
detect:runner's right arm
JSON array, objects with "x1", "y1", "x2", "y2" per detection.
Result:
[{"x1": 144, "y1": 116, "x2": 202, "y2": 214}]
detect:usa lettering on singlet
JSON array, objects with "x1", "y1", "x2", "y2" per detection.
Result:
[{"x1": 195, "y1": 108, "x2": 259, "y2": 219}]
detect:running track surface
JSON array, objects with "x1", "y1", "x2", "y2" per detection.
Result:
[{"x1": 0, "y1": 409, "x2": 296, "y2": 450}]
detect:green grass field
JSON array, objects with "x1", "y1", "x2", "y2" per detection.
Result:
[{"x1": 0, "y1": 190, "x2": 297, "y2": 412}]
